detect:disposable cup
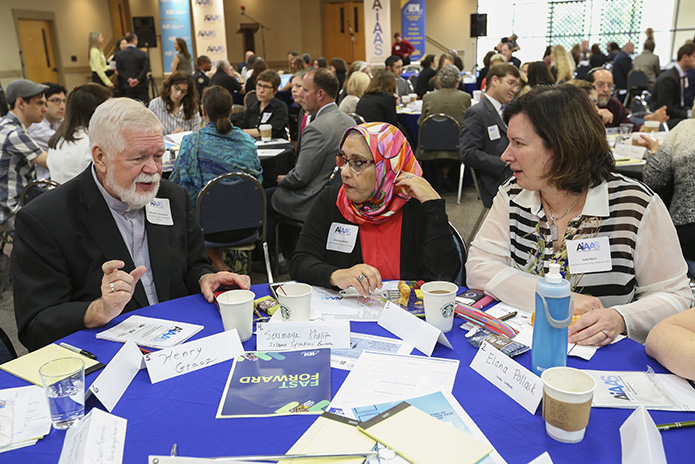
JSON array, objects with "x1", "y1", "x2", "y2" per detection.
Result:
[
  {"x1": 643, "y1": 120, "x2": 660, "y2": 132},
  {"x1": 409, "y1": 93, "x2": 417, "y2": 102},
  {"x1": 259, "y1": 124, "x2": 272, "y2": 142},
  {"x1": 217, "y1": 290, "x2": 255, "y2": 341},
  {"x1": 276, "y1": 283, "x2": 312, "y2": 321},
  {"x1": 402, "y1": 95, "x2": 411, "y2": 105},
  {"x1": 39, "y1": 357, "x2": 85, "y2": 430},
  {"x1": 473, "y1": 90, "x2": 483, "y2": 102},
  {"x1": 541, "y1": 367, "x2": 596, "y2": 443},
  {"x1": 421, "y1": 281, "x2": 458, "y2": 333}
]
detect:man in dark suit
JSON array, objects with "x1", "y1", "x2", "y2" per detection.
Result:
[
  {"x1": 459, "y1": 64, "x2": 519, "y2": 208},
  {"x1": 611, "y1": 42, "x2": 634, "y2": 91},
  {"x1": 210, "y1": 60, "x2": 243, "y2": 96},
  {"x1": 115, "y1": 33, "x2": 150, "y2": 104},
  {"x1": 12, "y1": 98, "x2": 249, "y2": 351},
  {"x1": 651, "y1": 43, "x2": 695, "y2": 129}
]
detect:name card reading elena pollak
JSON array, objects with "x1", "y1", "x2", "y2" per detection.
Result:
[
  {"x1": 256, "y1": 321, "x2": 350, "y2": 351},
  {"x1": 469, "y1": 340, "x2": 543, "y2": 414},
  {"x1": 144, "y1": 330, "x2": 244, "y2": 384}
]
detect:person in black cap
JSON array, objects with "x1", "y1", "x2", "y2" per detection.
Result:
[{"x1": 0, "y1": 79, "x2": 50, "y2": 232}]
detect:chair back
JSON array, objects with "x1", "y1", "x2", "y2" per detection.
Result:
[
  {"x1": 418, "y1": 113, "x2": 460, "y2": 152},
  {"x1": 196, "y1": 173, "x2": 266, "y2": 242},
  {"x1": 244, "y1": 90, "x2": 258, "y2": 109},
  {"x1": 20, "y1": 179, "x2": 60, "y2": 207},
  {"x1": 449, "y1": 222, "x2": 467, "y2": 287},
  {"x1": 347, "y1": 112, "x2": 366, "y2": 125},
  {"x1": 627, "y1": 69, "x2": 649, "y2": 90},
  {"x1": 0, "y1": 326, "x2": 17, "y2": 364}
]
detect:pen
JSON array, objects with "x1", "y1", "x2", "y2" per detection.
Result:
[
  {"x1": 59, "y1": 342, "x2": 97, "y2": 360},
  {"x1": 499, "y1": 312, "x2": 517, "y2": 322},
  {"x1": 657, "y1": 420, "x2": 695, "y2": 431}
]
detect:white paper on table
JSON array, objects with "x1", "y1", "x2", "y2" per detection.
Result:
[
  {"x1": 331, "y1": 333, "x2": 413, "y2": 370},
  {"x1": 163, "y1": 131, "x2": 191, "y2": 147},
  {"x1": 0, "y1": 385, "x2": 50, "y2": 448},
  {"x1": 587, "y1": 370, "x2": 695, "y2": 411},
  {"x1": 327, "y1": 351, "x2": 459, "y2": 418},
  {"x1": 310, "y1": 286, "x2": 385, "y2": 321},
  {"x1": 378, "y1": 301, "x2": 452, "y2": 356},
  {"x1": 254, "y1": 138, "x2": 290, "y2": 146},
  {"x1": 483, "y1": 302, "x2": 625, "y2": 360},
  {"x1": 257, "y1": 148, "x2": 285, "y2": 159},
  {"x1": 527, "y1": 452, "x2": 554, "y2": 464},
  {"x1": 58, "y1": 408, "x2": 127, "y2": 464},
  {"x1": 88, "y1": 340, "x2": 142, "y2": 412},
  {"x1": 144, "y1": 330, "x2": 244, "y2": 384},
  {"x1": 620, "y1": 407, "x2": 667, "y2": 464},
  {"x1": 96, "y1": 315, "x2": 203, "y2": 349},
  {"x1": 256, "y1": 321, "x2": 350, "y2": 351}
]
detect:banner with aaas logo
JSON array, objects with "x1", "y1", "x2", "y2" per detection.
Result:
[
  {"x1": 159, "y1": 0, "x2": 193, "y2": 74},
  {"x1": 191, "y1": 0, "x2": 228, "y2": 66},
  {"x1": 364, "y1": 0, "x2": 391, "y2": 69}
]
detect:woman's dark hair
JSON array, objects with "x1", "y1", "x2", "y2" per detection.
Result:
[
  {"x1": 249, "y1": 58, "x2": 268, "y2": 84},
  {"x1": 330, "y1": 57, "x2": 347, "y2": 74},
  {"x1": 290, "y1": 57, "x2": 308, "y2": 74},
  {"x1": 315, "y1": 57, "x2": 328, "y2": 68},
  {"x1": 421, "y1": 54, "x2": 436, "y2": 68},
  {"x1": 482, "y1": 50, "x2": 496, "y2": 68},
  {"x1": 202, "y1": 86, "x2": 233, "y2": 135},
  {"x1": 527, "y1": 61, "x2": 555, "y2": 87},
  {"x1": 436, "y1": 53, "x2": 454, "y2": 72},
  {"x1": 160, "y1": 71, "x2": 199, "y2": 121},
  {"x1": 590, "y1": 43, "x2": 602, "y2": 55},
  {"x1": 364, "y1": 69, "x2": 397, "y2": 95},
  {"x1": 543, "y1": 46, "x2": 552, "y2": 59},
  {"x1": 48, "y1": 84, "x2": 112, "y2": 149},
  {"x1": 502, "y1": 84, "x2": 613, "y2": 193},
  {"x1": 175, "y1": 38, "x2": 190, "y2": 60}
]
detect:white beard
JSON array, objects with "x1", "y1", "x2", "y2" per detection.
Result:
[{"x1": 106, "y1": 170, "x2": 161, "y2": 210}]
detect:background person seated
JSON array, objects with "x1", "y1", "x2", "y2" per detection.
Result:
[
  {"x1": 646, "y1": 307, "x2": 695, "y2": 381},
  {"x1": 355, "y1": 70, "x2": 399, "y2": 128},
  {"x1": 148, "y1": 71, "x2": 202, "y2": 135},
  {"x1": 170, "y1": 86, "x2": 261, "y2": 271},
  {"x1": 466, "y1": 85, "x2": 692, "y2": 346},
  {"x1": 241, "y1": 69, "x2": 288, "y2": 140},
  {"x1": 338, "y1": 72, "x2": 370, "y2": 115},
  {"x1": 290, "y1": 123, "x2": 459, "y2": 295},
  {"x1": 47, "y1": 84, "x2": 112, "y2": 184}
]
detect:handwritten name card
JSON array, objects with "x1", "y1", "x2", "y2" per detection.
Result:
[
  {"x1": 256, "y1": 321, "x2": 350, "y2": 351},
  {"x1": 144, "y1": 330, "x2": 243, "y2": 384},
  {"x1": 58, "y1": 408, "x2": 127, "y2": 464},
  {"x1": 470, "y1": 341, "x2": 543, "y2": 414}
]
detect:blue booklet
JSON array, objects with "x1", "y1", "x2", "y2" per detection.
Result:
[{"x1": 216, "y1": 348, "x2": 331, "y2": 418}]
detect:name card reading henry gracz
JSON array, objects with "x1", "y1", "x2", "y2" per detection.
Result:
[
  {"x1": 144, "y1": 330, "x2": 244, "y2": 384},
  {"x1": 470, "y1": 340, "x2": 543, "y2": 414},
  {"x1": 256, "y1": 321, "x2": 350, "y2": 351}
]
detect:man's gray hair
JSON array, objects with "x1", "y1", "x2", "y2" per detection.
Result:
[
  {"x1": 89, "y1": 98, "x2": 162, "y2": 156},
  {"x1": 217, "y1": 59, "x2": 231, "y2": 72},
  {"x1": 438, "y1": 64, "x2": 461, "y2": 89}
]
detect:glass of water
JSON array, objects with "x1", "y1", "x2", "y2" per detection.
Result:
[{"x1": 39, "y1": 357, "x2": 85, "y2": 430}]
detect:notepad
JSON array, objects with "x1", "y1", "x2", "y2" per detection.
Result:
[
  {"x1": 357, "y1": 402, "x2": 492, "y2": 464},
  {"x1": 280, "y1": 412, "x2": 376, "y2": 464},
  {"x1": 0, "y1": 344, "x2": 104, "y2": 386}
]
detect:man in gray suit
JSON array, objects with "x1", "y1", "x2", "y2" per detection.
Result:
[
  {"x1": 633, "y1": 39, "x2": 660, "y2": 92},
  {"x1": 272, "y1": 68, "x2": 354, "y2": 221},
  {"x1": 459, "y1": 64, "x2": 520, "y2": 207}
]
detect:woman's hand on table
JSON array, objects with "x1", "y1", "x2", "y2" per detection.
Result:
[
  {"x1": 394, "y1": 172, "x2": 440, "y2": 203},
  {"x1": 568, "y1": 307, "x2": 626, "y2": 346},
  {"x1": 330, "y1": 264, "x2": 382, "y2": 297},
  {"x1": 200, "y1": 272, "x2": 251, "y2": 303},
  {"x1": 572, "y1": 292, "x2": 604, "y2": 315}
]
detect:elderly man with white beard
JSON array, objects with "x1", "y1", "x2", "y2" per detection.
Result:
[{"x1": 12, "y1": 98, "x2": 250, "y2": 351}]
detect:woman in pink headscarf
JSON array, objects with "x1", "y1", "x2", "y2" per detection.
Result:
[{"x1": 290, "y1": 122, "x2": 460, "y2": 296}]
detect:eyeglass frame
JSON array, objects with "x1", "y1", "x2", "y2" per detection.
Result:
[
  {"x1": 172, "y1": 84, "x2": 189, "y2": 95},
  {"x1": 335, "y1": 154, "x2": 375, "y2": 174}
]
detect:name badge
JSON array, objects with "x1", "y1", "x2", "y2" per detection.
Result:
[
  {"x1": 145, "y1": 198, "x2": 173, "y2": 226},
  {"x1": 326, "y1": 222, "x2": 358, "y2": 253},
  {"x1": 566, "y1": 236, "x2": 612, "y2": 274},
  {"x1": 261, "y1": 112, "x2": 272, "y2": 124},
  {"x1": 487, "y1": 125, "x2": 501, "y2": 141}
]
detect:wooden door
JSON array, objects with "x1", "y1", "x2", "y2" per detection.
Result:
[
  {"x1": 18, "y1": 19, "x2": 58, "y2": 83},
  {"x1": 324, "y1": 2, "x2": 365, "y2": 64}
]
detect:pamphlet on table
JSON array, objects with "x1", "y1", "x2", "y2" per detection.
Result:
[
  {"x1": 0, "y1": 385, "x2": 51, "y2": 453},
  {"x1": 96, "y1": 315, "x2": 203, "y2": 349},
  {"x1": 216, "y1": 348, "x2": 331, "y2": 418},
  {"x1": 330, "y1": 333, "x2": 413, "y2": 371}
]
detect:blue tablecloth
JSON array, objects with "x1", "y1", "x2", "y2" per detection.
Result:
[{"x1": 2, "y1": 286, "x2": 694, "y2": 462}]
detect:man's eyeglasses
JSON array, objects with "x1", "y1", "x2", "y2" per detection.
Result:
[
  {"x1": 47, "y1": 98, "x2": 67, "y2": 105},
  {"x1": 501, "y1": 78, "x2": 519, "y2": 89},
  {"x1": 336, "y1": 154, "x2": 374, "y2": 173},
  {"x1": 172, "y1": 85, "x2": 188, "y2": 95},
  {"x1": 257, "y1": 83, "x2": 274, "y2": 91},
  {"x1": 593, "y1": 81, "x2": 612, "y2": 90}
]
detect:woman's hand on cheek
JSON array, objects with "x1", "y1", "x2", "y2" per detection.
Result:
[{"x1": 395, "y1": 172, "x2": 440, "y2": 203}]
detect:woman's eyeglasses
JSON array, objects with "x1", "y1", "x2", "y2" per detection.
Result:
[
  {"x1": 336, "y1": 154, "x2": 374, "y2": 173},
  {"x1": 172, "y1": 85, "x2": 188, "y2": 95}
]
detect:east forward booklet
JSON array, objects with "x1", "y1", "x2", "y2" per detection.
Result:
[{"x1": 216, "y1": 348, "x2": 331, "y2": 418}]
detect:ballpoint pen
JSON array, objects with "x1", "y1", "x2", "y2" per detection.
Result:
[
  {"x1": 656, "y1": 420, "x2": 695, "y2": 431},
  {"x1": 59, "y1": 342, "x2": 97, "y2": 360}
]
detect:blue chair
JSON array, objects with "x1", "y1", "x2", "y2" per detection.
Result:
[
  {"x1": 347, "y1": 113, "x2": 366, "y2": 125},
  {"x1": 20, "y1": 179, "x2": 60, "y2": 207},
  {"x1": 449, "y1": 222, "x2": 467, "y2": 287},
  {"x1": 196, "y1": 173, "x2": 273, "y2": 283},
  {"x1": 417, "y1": 113, "x2": 464, "y2": 203}
]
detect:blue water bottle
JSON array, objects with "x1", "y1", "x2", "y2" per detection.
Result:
[{"x1": 531, "y1": 263, "x2": 574, "y2": 376}]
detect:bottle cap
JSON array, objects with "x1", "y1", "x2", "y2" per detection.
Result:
[{"x1": 545, "y1": 263, "x2": 562, "y2": 284}]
